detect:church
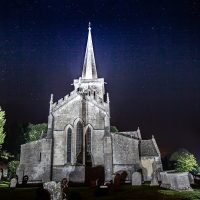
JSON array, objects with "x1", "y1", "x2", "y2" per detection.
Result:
[{"x1": 17, "y1": 24, "x2": 162, "y2": 184}]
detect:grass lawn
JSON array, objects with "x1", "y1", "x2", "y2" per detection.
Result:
[{"x1": 0, "y1": 184, "x2": 200, "y2": 200}]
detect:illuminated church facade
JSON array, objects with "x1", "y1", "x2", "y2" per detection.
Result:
[{"x1": 17, "y1": 24, "x2": 162, "y2": 183}]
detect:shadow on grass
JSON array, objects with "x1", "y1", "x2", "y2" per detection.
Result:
[{"x1": 0, "y1": 184, "x2": 200, "y2": 200}]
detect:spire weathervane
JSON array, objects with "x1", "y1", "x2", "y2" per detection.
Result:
[{"x1": 88, "y1": 22, "x2": 91, "y2": 29}]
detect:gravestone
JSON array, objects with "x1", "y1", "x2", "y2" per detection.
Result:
[
  {"x1": 160, "y1": 172, "x2": 192, "y2": 191},
  {"x1": 114, "y1": 174, "x2": 121, "y2": 191},
  {"x1": 173, "y1": 173, "x2": 191, "y2": 190},
  {"x1": 10, "y1": 177, "x2": 17, "y2": 188},
  {"x1": 43, "y1": 181, "x2": 62, "y2": 200},
  {"x1": 156, "y1": 168, "x2": 162, "y2": 182},
  {"x1": 22, "y1": 175, "x2": 28, "y2": 185},
  {"x1": 132, "y1": 172, "x2": 141, "y2": 186}
]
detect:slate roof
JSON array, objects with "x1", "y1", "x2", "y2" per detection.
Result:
[{"x1": 140, "y1": 139, "x2": 159, "y2": 157}]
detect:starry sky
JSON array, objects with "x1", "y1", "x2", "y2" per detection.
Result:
[{"x1": 0, "y1": 0, "x2": 200, "y2": 160}]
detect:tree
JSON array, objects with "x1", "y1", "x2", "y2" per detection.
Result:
[
  {"x1": 169, "y1": 148, "x2": 189, "y2": 162},
  {"x1": 197, "y1": 166, "x2": 200, "y2": 174},
  {"x1": 110, "y1": 126, "x2": 119, "y2": 133},
  {"x1": 8, "y1": 160, "x2": 20, "y2": 175},
  {"x1": 0, "y1": 151, "x2": 13, "y2": 161},
  {"x1": 24, "y1": 123, "x2": 48, "y2": 142},
  {"x1": 169, "y1": 148, "x2": 190, "y2": 169},
  {"x1": 0, "y1": 107, "x2": 6, "y2": 150},
  {"x1": 175, "y1": 152, "x2": 198, "y2": 172}
]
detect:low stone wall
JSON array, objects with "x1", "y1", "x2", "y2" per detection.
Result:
[{"x1": 160, "y1": 171, "x2": 192, "y2": 191}]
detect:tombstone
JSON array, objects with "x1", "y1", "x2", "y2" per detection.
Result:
[
  {"x1": 156, "y1": 168, "x2": 162, "y2": 182},
  {"x1": 131, "y1": 172, "x2": 142, "y2": 186},
  {"x1": 114, "y1": 174, "x2": 121, "y2": 191},
  {"x1": 160, "y1": 172, "x2": 192, "y2": 191},
  {"x1": 22, "y1": 175, "x2": 29, "y2": 185},
  {"x1": 188, "y1": 173, "x2": 194, "y2": 184},
  {"x1": 172, "y1": 173, "x2": 192, "y2": 190},
  {"x1": 10, "y1": 176, "x2": 17, "y2": 188},
  {"x1": 43, "y1": 181, "x2": 62, "y2": 200},
  {"x1": 152, "y1": 159, "x2": 157, "y2": 171},
  {"x1": 150, "y1": 171, "x2": 159, "y2": 186}
]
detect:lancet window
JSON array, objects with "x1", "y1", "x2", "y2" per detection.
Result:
[{"x1": 67, "y1": 128, "x2": 72, "y2": 163}]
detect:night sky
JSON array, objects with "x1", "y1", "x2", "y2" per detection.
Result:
[{"x1": 0, "y1": 0, "x2": 200, "y2": 161}]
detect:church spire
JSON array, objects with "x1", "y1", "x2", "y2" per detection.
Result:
[{"x1": 82, "y1": 22, "x2": 98, "y2": 79}]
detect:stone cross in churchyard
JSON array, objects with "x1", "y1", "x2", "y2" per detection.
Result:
[
  {"x1": 132, "y1": 172, "x2": 142, "y2": 186},
  {"x1": 150, "y1": 159, "x2": 159, "y2": 186},
  {"x1": 150, "y1": 171, "x2": 159, "y2": 186}
]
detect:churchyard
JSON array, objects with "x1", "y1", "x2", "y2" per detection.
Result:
[{"x1": 0, "y1": 182, "x2": 200, "y2": 200}]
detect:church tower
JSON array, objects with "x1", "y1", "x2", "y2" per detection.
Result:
[{"x1": 44, "y1": 23, "x2": 112, "y2": 182}]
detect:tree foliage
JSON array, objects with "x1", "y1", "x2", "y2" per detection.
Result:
[
  {"x1": 169, "y1": 148, "x2": 189, "y2": 162},
  {"x1": 110, "y1": 126, "x2": 119, "y2": 133},
  {"x1": 175, "y1": 152, "x2": 198, "y2": 172},
  {"x1": 8, "y1": 160, "x2": 20, "y2": 175},
  {"x1": 24, "y1": 123, "x2": 48, "y2": 142},
  {"x1": 0, "y1": 107, "x2": 6, "y2": 147},
  {"x1": 0, "y1": 150, "x2": 14, "y2": 161},
  {"x1": 197, "y1": 166, "x2": 200, "y2": 174}
]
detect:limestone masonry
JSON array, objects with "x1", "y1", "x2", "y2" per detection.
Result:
[{"x1": 17, "y1": 24, "x2": 162, "y2": 183}]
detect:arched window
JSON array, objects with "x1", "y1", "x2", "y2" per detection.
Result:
[
  {"x1": 76, "y1": 122, "x2": 83, "y2": 163},
  {"x1": 85, "y1": 127, "x2": 91, "y2": 153},
  {"x1": 67, "y1": 128, "x2": 72, "y2": 163}
]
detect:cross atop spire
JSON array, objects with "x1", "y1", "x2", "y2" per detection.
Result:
[{"x1": 82, "y1": 22, "x2": 98, "y2": 79}]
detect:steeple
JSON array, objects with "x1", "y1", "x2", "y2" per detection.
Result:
[{"x1": 82, "y1": 22, "x2": 98, "y2": 79}]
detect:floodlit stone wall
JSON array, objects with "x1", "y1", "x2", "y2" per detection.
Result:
[
  {"x1": 50, "y1": 86, "x2": 108, "y2": 181},
  {"x1": 17, "y1": 138, "x2": 52, "y2": 183},
  {"x1": 140, "y1": 157, "x2": 154, "y2": 181},
  {"x1": 112, "y1": 133, "x2": 140, "y2": 181},
  {"x1": 112, "y1": 133, "x2": 140, "y2": 165}
]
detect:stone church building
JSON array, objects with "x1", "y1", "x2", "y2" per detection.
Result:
[{"x1": 17, "y1": 24, "x2": 162, "y2": 184}]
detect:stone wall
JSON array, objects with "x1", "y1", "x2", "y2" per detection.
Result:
[
  {"x1": 92, "y1": 130, "x2": 105, "y2": 166},
  {"x1": 112, "y1": 133, "x2": 140, "y2": 181},
  {"x1": 51, "y1": 87, "x2": 108, "y2": 162},
  {"x1": 17, "y1": 138, "x2": 52, "y2": 183},
  {"x1": 112, "y1": 133, "x2": 140, "y2": 165}
]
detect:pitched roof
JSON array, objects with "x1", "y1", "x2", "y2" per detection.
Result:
[{"x1": 140, "y1": 139, "x2": 159, "y2": 157}]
